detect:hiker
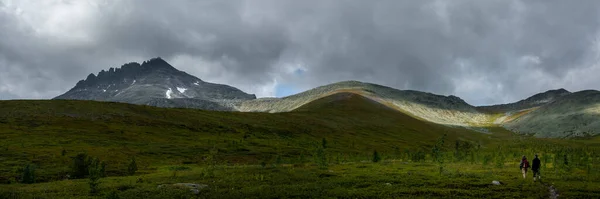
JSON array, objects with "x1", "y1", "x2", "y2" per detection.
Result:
[
  {"x1": 519, "y1": 155, "x2": 529, "y2": 179},
  {"x1": 532, "y1": 154, "x2": 541, "y2": 181}
]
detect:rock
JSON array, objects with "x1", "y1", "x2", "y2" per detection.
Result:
[
  {"x1": 157, "y1": 183, "x2": 208, "y2": 195},
  {"x1": 492, "y1": 180, "x2": 503, "y2": 185},
  {"x1": 384, "y1": 183, "x2": 392, "y2": 186}
]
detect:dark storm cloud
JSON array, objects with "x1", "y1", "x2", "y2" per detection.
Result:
[{"x1": 1, "y1": 0, "x2": 600, "y2": 105}]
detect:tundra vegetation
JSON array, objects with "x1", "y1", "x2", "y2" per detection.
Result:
[{"x1": 0, "y1": 99, "x2": 599, "y2": 198}]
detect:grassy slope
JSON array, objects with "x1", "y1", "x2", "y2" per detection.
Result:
[
  {"x1": 1, "y1": 98, "x2": 599, "y2": 198},
  {"x1": 0, "y1": 97, "x2": 487, "y2": 183}
]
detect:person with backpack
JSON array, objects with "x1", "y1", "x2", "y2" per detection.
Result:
[
  {"x1": 532, "y1": 154, "x2": 541, "y2": 181},
  {"x1": 519, "y1": 155, "x2": 530, "y2": 179}
]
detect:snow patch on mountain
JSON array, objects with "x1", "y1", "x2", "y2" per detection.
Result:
[
  {"x1": 166, "y1": 88, "x2": 173, "y2": 99},
  {"x1": 177, "y1": 87, "x2": 187, "y2": 93}
]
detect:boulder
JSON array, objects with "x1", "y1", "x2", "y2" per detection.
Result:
[{"x1": 157, "y1": 183, "x2": 208, "y2": 195}]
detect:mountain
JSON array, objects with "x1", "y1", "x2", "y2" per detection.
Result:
[
  {"x1": 503, "y1": 90, "x2": 600, "y2": 138},
  {"x1": 477, "y1": 88, "x2": 571, "y2": 113},
  {"x1": 238, "y1": 81, "x2": 490, "y2": 128},
  {"x1": 54, "y1": 57, "x2": 256, "y2": 110},
  {"x1": 53, "y1": 58, "x2": 600, "y2": 138}
]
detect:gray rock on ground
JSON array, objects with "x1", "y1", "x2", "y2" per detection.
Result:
[{"x1": 157, "y1": 183, "x2": 208, "y2": 195}]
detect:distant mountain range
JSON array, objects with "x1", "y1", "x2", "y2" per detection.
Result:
[{"x1": 54, "y1": 58, "x2": 600, "y2": 138}]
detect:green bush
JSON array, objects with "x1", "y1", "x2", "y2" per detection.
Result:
[
  {"x1": 88, "y1": 158, "x2": 103, "y2": 195},
  {"x1": 128, "y1": 157, "x2": 138, "y2": 176},
  {"x1": 21, "y1": 163, "x2": 35, "y2": 184},
  {"x1": 71, "y1": 153, "x2": 90, "y2": 179},
  {"x1": 372, "y1": 150, "x2": 381, "y2": 163},
  {"x1": 314, "y1": 145, "x2": 328, "y2": 169}
]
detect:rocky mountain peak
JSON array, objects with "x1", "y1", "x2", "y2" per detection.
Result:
[
  {"x1": 141, "y1": 57, "x2": 177, "y2": 71},
  {"x1": 55, "y1": 58, "x2": 256, "y2": 109},
  {"x1": 73, "y1": 58, "x2": 184, "y2": 90}
]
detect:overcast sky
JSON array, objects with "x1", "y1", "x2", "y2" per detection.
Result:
[{"x1": 1, "y1": 0, "x2": 600, "y2": 105}]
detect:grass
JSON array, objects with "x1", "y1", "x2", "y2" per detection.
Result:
[
  {"x1": 1, "y1": 160, "x2": 599, "y2": 198},
  {"x1": 0, "y1": 97, "x2": 599, "y2": 198}
]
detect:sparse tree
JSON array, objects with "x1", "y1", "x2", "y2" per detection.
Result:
[
  {"x1": 71, "y1": 153, "x2": 90, "y2": 179},
  {"x1": 314, "y1": 144, "x2": 328, "y2": 169},
  {"x1": 100, "y1": 161, "x2": 107, "y2": 177},
  {"x1": 21, "y1": 163, "x2": 36, "y2": 184},
  {"x1": 127, "y1": 157, "x2": 137, "y2": 176},
  {"x1": 372, "y1": 150, "x2": 381, "y2": 163},
  {"x1": 432, "y1": 134, "x2": 446, "y2": 175},
  {"x1": 88, "y1": 158, "x2": 102, "y2": 195}
]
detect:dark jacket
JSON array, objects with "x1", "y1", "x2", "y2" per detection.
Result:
[{"x1": 532, "y1": 157, "x2": 541, "y2": 171}]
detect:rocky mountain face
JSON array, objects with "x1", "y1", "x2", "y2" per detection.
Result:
[
  {"x1": 503, "y1": 90, "x2": 600, "y2": 138},
  {"x1": 54, "y1": 58, "x2": 256, "y2": 110},
  {"x1": 477, "y1": 88, "x2": 571, "y2": 113}
]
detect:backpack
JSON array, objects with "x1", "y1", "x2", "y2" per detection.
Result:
[{"x1": 520, "y1": 159, "x2": 529, "y2": 169}]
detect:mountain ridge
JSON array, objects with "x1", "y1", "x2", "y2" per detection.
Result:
[
  {"x1": 477, "y1": 88, "x2": 571, "y2": 113},
  {"x1": 52, "y1": 58, "x2": 600, "y2": 138}
]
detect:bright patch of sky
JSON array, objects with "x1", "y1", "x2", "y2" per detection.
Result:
[{"x1": 275, "y1": 84, "x2": 298, "y2": 97}]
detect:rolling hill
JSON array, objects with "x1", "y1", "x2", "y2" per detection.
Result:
[
  {"x1": 0, "y1": 95, "x2": 492, "y2": 183},
  {"x1": 238, "y1": 81, "x2": 490, "y2": 128}
]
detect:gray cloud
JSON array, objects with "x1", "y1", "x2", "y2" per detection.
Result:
[{"x1": 1, "y1": 0, "x2": 600, "y2": 105}]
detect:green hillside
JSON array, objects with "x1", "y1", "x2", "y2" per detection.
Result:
[
  {"x1": 0, "y1": 97, "x2": 487, "y2": 183},
  {"x1": 0, "y1": 98, "x2": 599, "y2": 198}
]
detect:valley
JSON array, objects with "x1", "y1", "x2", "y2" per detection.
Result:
[
  {"x1": 0, "y1": 96, "x2": 599, "y2": 198},
  {"x1": 1, "y1": 59, "x2": 600, "y2": 198}
]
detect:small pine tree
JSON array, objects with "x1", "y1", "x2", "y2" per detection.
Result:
[
  {"x1": 71, "y1": 153, "x2": 90, "y2": 179},
  {"x1": 100, "y1": 161, "x2": 107, "y2": 177},
  {"x1": 275, "y1": 155, "x2": 282, "y2": 166},
  {"x1": 372, "y1": 150, "x2": 381, "y2": 163},
  {"x1": 61, "y1": 149, "x2": 67, "y2": 156},
  {"x1": 299, "y1": 152, "x2": 305, "y2": 163},
  {"x1": 322, "y1": 138, "x2": 327, "y2": 149},
  {"x1": 88, "y1": 158, "x2": 102, "y2": 195},
  {"x1": 260, "y1": 160, "x2": 267, "y2": 168},
  {"x1": 494, "y1": 153, "x2": 504, "y2": 168},
  {"x1": 21, "y1": 163, "x2": 36, "y2": 184},
  {"x1": 314, "y1": 145, "x2": 328, "y2": 169},
  {"x1": 542, "y1": 153, "x2": 551, "y2": 169},
  {"x1": 482, "y1": 154, "x2": 491, "y2": 166},
  {"x1": 127, "y1": 157, "x2": 137, "y2": 176}
]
